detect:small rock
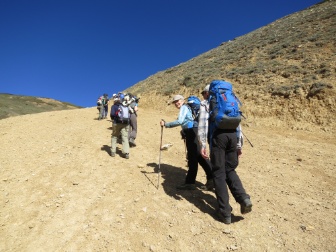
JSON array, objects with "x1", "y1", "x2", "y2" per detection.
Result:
[
  {"x1": 161, "y1": 143, "x2": 173, "y2": 150},
  {"x1": 229, "y1": 244, "x2": 238, "y2": 250},
  {"x1": 306, "y1": 225, "x2": 315, "y2": 231},
  {"x1": 223, "y1": 229, "x2": 231, "y2": 234}
]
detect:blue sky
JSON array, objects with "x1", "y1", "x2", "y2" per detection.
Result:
[{"x1": 0, "y1": 0, "x2": 321, "y2": 107}]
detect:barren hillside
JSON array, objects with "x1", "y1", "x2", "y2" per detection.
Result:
[
  {"x1": 0, "y1": 107, "x2": 335, "y2": 251},
  {"x1": 1, "y1": 1, "x2": 336, "y2": 251},
  {"x1": 127, "y1": 0, "x2": 335, "y2": 131}
]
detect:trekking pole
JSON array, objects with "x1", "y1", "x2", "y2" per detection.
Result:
[
  {"x1": 183, "y1": 139, "x2": 187, "y2": 161},
  {"x1": 241, "y1": 130, "x2": 254, "y2": 147},
  {"x1": 158, "y1": 121, "x2": 164, "y2": 189}
]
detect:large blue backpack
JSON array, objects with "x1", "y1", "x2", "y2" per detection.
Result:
[
  {"x1": 186, "y1": 96, "x2": 201, "y2": 127},
  {"x1": 208, "y1": 80, "x2": 242, "y2": 129}
]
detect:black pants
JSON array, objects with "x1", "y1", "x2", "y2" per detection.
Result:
[
  {"x1": 210, "y1": 129, "x2": 249, "y2": 217},
  {"x1": 184, "y1": 128, "x2": 213, "y2": 184}
]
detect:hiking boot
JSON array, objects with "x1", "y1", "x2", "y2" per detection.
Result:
[
  {"x1": 124, "y1": 153, "x2": 129, "y2": 159},
  {"x1": 200, "y1": 179, "x2": 214, "y2": 191},
  {"x1": 129, "y1": 138, "x2": 136, "y2": 147},
  {"x1": 176, "y1": 183, "x2": 196, "y2": 190},
  {"x1": 216, "y1": 210, "x2": 231, "y2": 225},
  {"x1": 240, "y1": 198, "x2": 252, "y2": 214},
  {"x1": 205, "y1": 179, "x2": 214, "y2": 190},
  {"x1": 111, "y1": 152, "x2": 115, "y2": 157}
]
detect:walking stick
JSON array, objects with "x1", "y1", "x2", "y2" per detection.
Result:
[
  {"x1": 239, "y1": 113, "x2": 254, "y2": 147},
  {"x1": 241, "y1": 130, "x2": 254, "y2": 147},
  {"x1": 158, "y1": 123, "x2": 164, "y2": 189}
]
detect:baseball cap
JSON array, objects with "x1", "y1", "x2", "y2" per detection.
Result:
[{"x1": 172, "y1": 95, "x2": 184, "y2": 102}]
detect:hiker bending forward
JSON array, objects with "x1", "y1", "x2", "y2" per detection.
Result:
[
  {"x1": 160, "y1": 95, "x2": 213, "y2": 190},
  {"x1": 110, "y1": 97, "x2": 130, "y2": 159},
  {"x1": 198, "y1": 81, "x2": 252, "y2": 225}
]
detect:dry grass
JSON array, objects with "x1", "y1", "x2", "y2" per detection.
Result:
[{"x1": 127, "y1": 0, "x2": 336, "y2": 132}]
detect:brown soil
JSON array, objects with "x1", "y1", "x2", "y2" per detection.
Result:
[{"x1": 1, "y1": 107, "x2": 335, "y2": 251}]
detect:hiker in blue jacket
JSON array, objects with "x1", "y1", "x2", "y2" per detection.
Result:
[{"x1": 160, "y1": 94, "x2": 213, "y2": 190}]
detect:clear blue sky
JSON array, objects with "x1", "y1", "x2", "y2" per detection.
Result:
[{"x1": 0, "y1": 0, "x2": 321, "y2": 107}]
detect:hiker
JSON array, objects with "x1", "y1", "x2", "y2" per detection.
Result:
[
  {"x1": 110, "y1": 95, "x2": 130, "y2": 159},
  {"x1": 103, "y1": 93, "x2": 109, "y2": 119},
  {"x1": 98, "y1": 94, "x2": 107, "y2": 120},
  {"x1": 198, "y1": 81, "x2": 252, "y2": 224},
  {"x1": 97, "y1": 95, "x2": 103, "y2": 119},
  {"x1": 127, "y1": 94, "x2": 139, "y2": 147},
  {"x1": 160, "y1": 94, "x2": 213, "y2": 190}
]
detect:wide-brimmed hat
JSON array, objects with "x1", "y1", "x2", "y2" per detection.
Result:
[
  {"x1": 201, "y1": 84, "x2": 210, "y2": 94},
  {"x1": 172, "y1": 95, "x2": 184, "y2": 102}
]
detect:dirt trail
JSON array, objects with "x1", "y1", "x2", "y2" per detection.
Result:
[{"x1": 1, "y1": 107, "x2": 335, "y2": 251}]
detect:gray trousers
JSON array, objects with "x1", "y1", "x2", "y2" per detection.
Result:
[
  {"x1": 128, "y1": 113, "x2": 137, "y2": 140},
  {"x1": 98, "y1": 104, "x2": 104, "y2": 119}
]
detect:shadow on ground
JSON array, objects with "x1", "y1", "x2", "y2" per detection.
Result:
[
  {"x1": 145, "y1": 162, "x2": 244, "y2": 224},
  {"x1": 101, "y1": 144, "x2": 125, "y2": 157}
]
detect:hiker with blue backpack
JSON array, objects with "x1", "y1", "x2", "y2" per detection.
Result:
[
  {"x1": 110, "y1": 94, "x2": 130, "y2": 159},
  {"x1": 160, "y1": 94, "x2": 213, "y2": 190},
  {"x1": 198, "y1": 80, "x2": 252, "y2": 225}
]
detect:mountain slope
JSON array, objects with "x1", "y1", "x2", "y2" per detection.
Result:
[
  {"x1": 127, "y1": 0, "x2": 335, "y2": 130},
  {"x1": 0, "y1": 107, "x2": 335, "y2": 251},
  {"x1": 0, "y1": 93, "x2": 82, "y2": 120}
]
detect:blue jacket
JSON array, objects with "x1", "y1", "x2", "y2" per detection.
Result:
[{"x1": 165, "y1": 104, "x2": 194, "y2": 129}]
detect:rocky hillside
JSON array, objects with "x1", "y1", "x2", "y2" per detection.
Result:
[{"x1": 127, "y1": 0, "x2": 335, "y2": 131}]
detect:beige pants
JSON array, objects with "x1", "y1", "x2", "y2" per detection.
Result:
[{"x1": 111, "y1": 123, "x2": 129, "y2": 154}]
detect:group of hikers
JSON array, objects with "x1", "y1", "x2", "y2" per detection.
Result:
[
  {"x1": 97, "y1": 80, "x2": 252, "y2": 225},
  {"x1": 97, "y1": 92, "x2": 139, "y2": 159},
  {"x1": 160, "y1": 80, "x2": 252, "y2": 224}
]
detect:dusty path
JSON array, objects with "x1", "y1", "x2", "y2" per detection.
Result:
[{"x1": 1, "y1": 107, "x2": 335, "y2": 251}]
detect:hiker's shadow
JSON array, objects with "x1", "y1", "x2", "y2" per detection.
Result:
[
  {"x1": 146, "y1": 162, "x2": 244, "y2": 223},
  {"x1": 101, "y1": 145, "x2": 111, "y2": 156},
  {"x1": 101, "y1": 144, "x2": 123, "y2": 156}
]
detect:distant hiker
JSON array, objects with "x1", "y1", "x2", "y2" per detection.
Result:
[
  {"x1": 124, "y1": 94, "x2": 139, "y2": 147},
  {"x1": 160, "y1": 94, "x2": 213, "y2": 190},
  {"x1": 103, "y1": 93, "x2": 109, "y2": 119},
  {"x1": 97, "y1": 94, "x2": 108, "y2": 120},
  {"x1": 110, "y1": 95, "x2": 130, "y2": 159},
  {"x1": 198, "y1": 80, "x2": 252, "y2": 225},
  {"x1": 97, "y1": 95, "x2": 104, "y2": 120}
]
